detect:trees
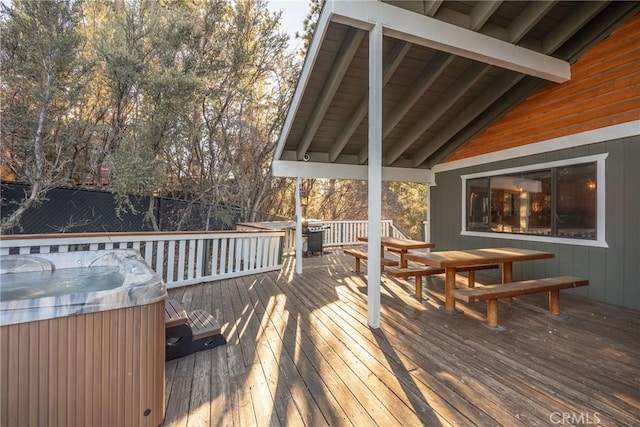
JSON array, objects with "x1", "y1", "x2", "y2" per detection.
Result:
[
  {"x1": 1, "y1": 0, "x2": 87, "y2": 232},
  {"x1": 1, "y1": 0, "x2": 299, "y2": 232}
]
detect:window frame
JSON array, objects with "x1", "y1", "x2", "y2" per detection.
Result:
[{"x1": 460, "y1": 154, "x2": 608, "y2": 248}]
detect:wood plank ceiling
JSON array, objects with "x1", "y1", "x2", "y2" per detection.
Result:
[{"x1": 273, "y1": 1, "x2": 639, "y2": 180}]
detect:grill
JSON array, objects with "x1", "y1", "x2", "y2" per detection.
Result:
[{"x1": 302, "y1": 221, "x2": 327, "y2": 256}]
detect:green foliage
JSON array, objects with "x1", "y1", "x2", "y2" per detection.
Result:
[
  {"x1": 301, "y1": 178, "x2": 427, "y2": 239},
  {"x1": 296, "y1": 0, "x2": 324, "y2": 56},
  {"x1": 2, "y1": 0, "x2": 301, "y2": 230},
  {"x1": 383, "y1": 181, "x2": 428, "y2": 239},
  {"x1": 0, "y1": 0, "x2": 88, "y2": 232}
]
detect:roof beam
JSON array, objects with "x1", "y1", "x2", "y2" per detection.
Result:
[
  {"x1": 272, "y1": 160, "x2": 435, "y2": 184},
  {"x1": 295, "y1": 27, "x2": 365, "y2": 160},
  {"x1": 328, "y1": 40, "x2": 411, "y2": 163},
  {"x1": 383, "y1": 62, "x2": 491, "y2": 166},
  {"x1": 382, "y1": 51, "x2": 453, "y2": 139},
  {"x1": 411, "y1": 71, "x2": 525, "y2": 168},
  {"x1": 330, "y1": 0, "x2": 570, "y2": 82}
]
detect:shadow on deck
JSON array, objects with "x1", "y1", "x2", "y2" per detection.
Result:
[{"x1": 164, "y1": 251, "x2": 640, "y2": 426}]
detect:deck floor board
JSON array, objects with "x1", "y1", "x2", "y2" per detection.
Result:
[{"x1": 165, "y1": 252, "x2": 640, "y2": 426}]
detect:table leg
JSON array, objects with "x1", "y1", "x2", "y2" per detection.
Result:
[
  {"x1": 415, "y1": 275, "x2": 422, "y2": 300},
  {"x1": 444, "y1": 267, "x2": 457, "y2": 312},
  {"x1": 400, "y1": 251, "x2": 408, "y2": 268}
]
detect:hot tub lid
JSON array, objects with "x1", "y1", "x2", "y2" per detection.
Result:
[{"x1": 0, "y1": 250, "x2": 167, "y2": 326}]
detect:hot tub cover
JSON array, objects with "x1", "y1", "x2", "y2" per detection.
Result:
[{"x1": 0, "y1": 249, "x2": 167, "y2": 326}]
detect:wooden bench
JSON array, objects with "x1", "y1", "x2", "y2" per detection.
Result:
[
  {"x1": 165, "y1": 299, "x2": 226, "y2": 361},
  {"x1": 452, "y1": 276, "x2": 589, "y2": 330},
  {"x1": 343, "y1": 248, "x2": 399, "y2": 273},
  {"x1": 386, "y1": 264, "x2": 499, "y2": 299}
]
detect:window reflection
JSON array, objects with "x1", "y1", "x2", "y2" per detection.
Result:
[
  {"x1": 557, "y1": 163, "x2": 597, "y2": 239},
  {"x1": 466, "y1": 162, "x2": 596, "y2": 240}
]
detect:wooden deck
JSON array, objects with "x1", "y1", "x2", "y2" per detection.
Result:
[{"x1": 163, "y1": 251, "x2": 640, "y2": 427}]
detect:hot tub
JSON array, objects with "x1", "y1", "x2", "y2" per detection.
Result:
[{"x1": 0, "y1": 250, "x2": 167, "y2": 427}]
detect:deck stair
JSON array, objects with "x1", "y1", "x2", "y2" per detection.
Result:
[{"x1": 165, "y1": 298, "x2": 226, "y2": 361}]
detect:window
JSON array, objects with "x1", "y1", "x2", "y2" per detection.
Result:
[{"x1": 462, "y1": 155, "x2": 606, "y2": 246}]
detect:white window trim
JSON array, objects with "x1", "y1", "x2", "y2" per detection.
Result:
[{"x1": 460, "y1": 153, "x2": 608, "y2": 248}]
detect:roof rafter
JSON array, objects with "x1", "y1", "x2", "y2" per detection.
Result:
[
  {"x1": 295, "y1": 27, "x2": 365, "y2": 160},
  {"x1": 382, "y1": 62, "x2": 491, "y2": 166},
  {"x1": 508, "y1": 1, "x2": 557, "y2": 43},
  {"x1": 425, "y1": 1, "x2": 443, "y2": 17},
  {"x1": 327, "y1": 40, "x2": 411, "y2": 163},
  {"x1": 470, "y1": 1, "x2": 503, "y2": 31},
  {"x1": 543, "y1": 1, "x2": 607, "y2": 53},
  {"x1": 411, "y1": 71, "x2": 525, "y2": 168},
  {"x1": 382, "y1": 51, "x2": 453, "y2": 140}
]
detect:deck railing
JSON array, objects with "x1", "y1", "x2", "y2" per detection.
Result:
[
  {"x1": 237, "y1": 219, "x2": 411, "y2": 253},
  {"x1": 321, "y1": 219, "x2": 409, "y2": 245},
  {"x1": 0, "y1": 230, "x2": 285, "y2": 289}
]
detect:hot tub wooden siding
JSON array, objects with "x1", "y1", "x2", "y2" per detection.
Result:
[{"x1": 0, "y1": 300, "x2": 165, "y2": 427}]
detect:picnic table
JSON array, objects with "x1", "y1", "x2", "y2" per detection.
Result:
[
  {"x1": 357, "y1": 236, "x2": 435, "y2": 268},
  {"x1": 405, "y1": 247, "x2": 555, "y2": 312}
]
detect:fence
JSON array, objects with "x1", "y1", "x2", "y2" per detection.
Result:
[
  {"x1": 0, "y1": 182, "x2": 288, "y2": 234},
  {"x1": 0, "y1": 230, "x2": 285, "y2": 289}
]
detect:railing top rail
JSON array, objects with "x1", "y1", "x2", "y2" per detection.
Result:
[
  {"x1": 316, "y1": 219, "x2": 392, "y2": 223},
  {"x1": 0, "y1": 229, "x2": 285, "y2": 242}
]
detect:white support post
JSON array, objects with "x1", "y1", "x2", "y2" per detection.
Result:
[
  {"x1": 367, "y1": 22, "x2": 383, "y2": 329},
  {"x1": 426, "y1": 185, "x2": 432, "y2": 251},
  {"x1": 295, "y1": 177, "x2": 303, "y2": 274}
]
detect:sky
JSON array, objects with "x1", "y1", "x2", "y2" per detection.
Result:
[{"x1": 266, "y1": 0, "x2": 312, "y2": 53}]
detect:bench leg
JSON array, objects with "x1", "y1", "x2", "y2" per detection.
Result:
[
  {"x1": 468, "y1": 270, "x2": 475, "y2": 288},
  {"x1": 355, "y1": 257, "x2": 361, "y2": 273},
  {"x1": 549, "y1": 290, "x2": 560, "y2": 315},
  {"x1": 484, "y1": 299, "x2": 506, "y2": 332}
]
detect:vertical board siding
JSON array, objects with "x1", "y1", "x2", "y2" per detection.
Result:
[
  {"x1": 431, "y1": 136, "x2": 639, "y2": 309},
  {"x1": 620, "y1": 140, "x2": 640, "y2": 306},
  {"x1": 0, "y1": 302, "x2": 165, "y2": 427},
  {"x1": 448, "y1": 14, "x2": 640, "y2": 161}
]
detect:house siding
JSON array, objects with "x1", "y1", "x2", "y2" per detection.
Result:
[
  {"x1": 447, "y1": 13, "x2": 640, "y2": 161},
  {"x1": 431, "y1": 136, "x2": 639, "y2": 309}
]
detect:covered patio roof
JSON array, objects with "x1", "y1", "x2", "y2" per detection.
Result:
[
  {"x1": 272, "y1": 0, "x2": 639, "y2": 328},
  {"x1": 273, "y1": 0, "x2": 638, "y2": 183}
]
